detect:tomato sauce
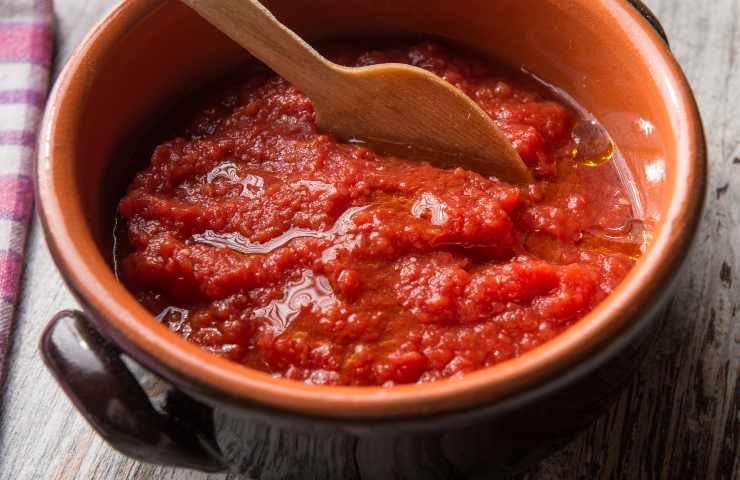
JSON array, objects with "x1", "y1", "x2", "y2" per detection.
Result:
[{"x1": 117, "y1": 41, "x2": 642, "y2": 386}]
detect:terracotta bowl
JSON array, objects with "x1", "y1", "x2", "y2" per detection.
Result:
[{"x1": 37, "y1": 0, "x2": 705, "y2": 476}]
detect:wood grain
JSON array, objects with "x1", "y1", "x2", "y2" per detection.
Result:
[{"x1": 0, "y1": 0, "x2": 737, "y2": 479}]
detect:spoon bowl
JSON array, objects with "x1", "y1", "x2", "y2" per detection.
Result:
[{"x1": 316, "y1": 62, "x2": 533, "y2": 183}]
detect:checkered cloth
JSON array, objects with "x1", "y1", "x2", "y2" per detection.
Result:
[{"x1": 0, "y1": 0, "x2": 53, "y2": 380}]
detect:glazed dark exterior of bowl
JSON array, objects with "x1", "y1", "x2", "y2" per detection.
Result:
[
  {"x1": 42, "y1": 296, "x2": 672, "y2": 477},
  {"x1": 36, "y1": 0, "x2": 706, "y2": 477}
]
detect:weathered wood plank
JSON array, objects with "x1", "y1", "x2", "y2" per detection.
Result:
[{"x1": 0, "y1": 1, "x2": 736, "y2": 479}]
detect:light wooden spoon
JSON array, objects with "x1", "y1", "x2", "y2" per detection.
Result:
[{"x1": 180, "y1": 0, "x2": 532, "y2": 184}]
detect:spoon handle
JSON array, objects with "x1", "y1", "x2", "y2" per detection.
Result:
[{"x1": 181, "y1": 0, "x2": 340, "y2": 99}]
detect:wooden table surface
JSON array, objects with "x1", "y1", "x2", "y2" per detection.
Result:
[{"x1": 0, "y1": 1, "x2": 737, "y2": 479}]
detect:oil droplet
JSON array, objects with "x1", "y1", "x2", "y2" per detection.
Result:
[
  {"x1": 155, "y1": 307, "x2": 192, "y2": 336},
  {"x1": 292, "y1": 180, "x2": 336, "y2": 193},
  {"x1": 253, "y1": 270, "x2": 335, "y2": 334},
  {"x1": 411, "y1": 192, "x2": 449, "y2": 226},
  {"x1": 206, "y1": 161, "x2": 264, "y2": 198},
  {"x1": 192, "y1": 206, "x2": 367, "y2": 255},
  {"x1": 578, "y1": 221, "x2": 648, "y2": 260},
  {"x1": 571, "y1": 121, "x2": 615, "y2": 167},
  {"x1": 578, "y1": 233, "x2": 643, "y2": 259},
  {"x1": 240, "y1": 174, "x2": 265, "y2": 199},
  {"x1": 155, "y1": 306, "x2": 190, "y2": 322}
]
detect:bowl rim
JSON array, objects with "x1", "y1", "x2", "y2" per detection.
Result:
[{"x1": 36, "y1": 0, "x2": 706, "y2": 419}]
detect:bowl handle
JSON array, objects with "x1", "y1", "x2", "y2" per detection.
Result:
[
  {"x1": 40, "y1": 310, "x2": 227, "y2": 472},
  {"x1": 626, "y1": 0, "x2": 669, "y2": 46}
]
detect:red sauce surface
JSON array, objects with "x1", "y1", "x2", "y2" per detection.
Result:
[{"x1": 118, "y1": 42, "x2": 641, "y2": 386}]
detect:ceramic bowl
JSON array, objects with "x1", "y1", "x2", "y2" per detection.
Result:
[{"x1": 37, "y1": 0, "x2": 705, "y2": 476}]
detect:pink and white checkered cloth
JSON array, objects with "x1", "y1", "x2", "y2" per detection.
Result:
[{"x1": 0, "y1": 0, "x2": 53, "y2": 380}]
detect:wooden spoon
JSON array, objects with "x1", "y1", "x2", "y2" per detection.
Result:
[{"x1": 180, "y1": 0, "x2": 532, "y2": 184}]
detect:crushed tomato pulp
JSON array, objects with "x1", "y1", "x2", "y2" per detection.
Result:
[{"x1": 117, "y1": 41, "x2": 643, "y2": 386}]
